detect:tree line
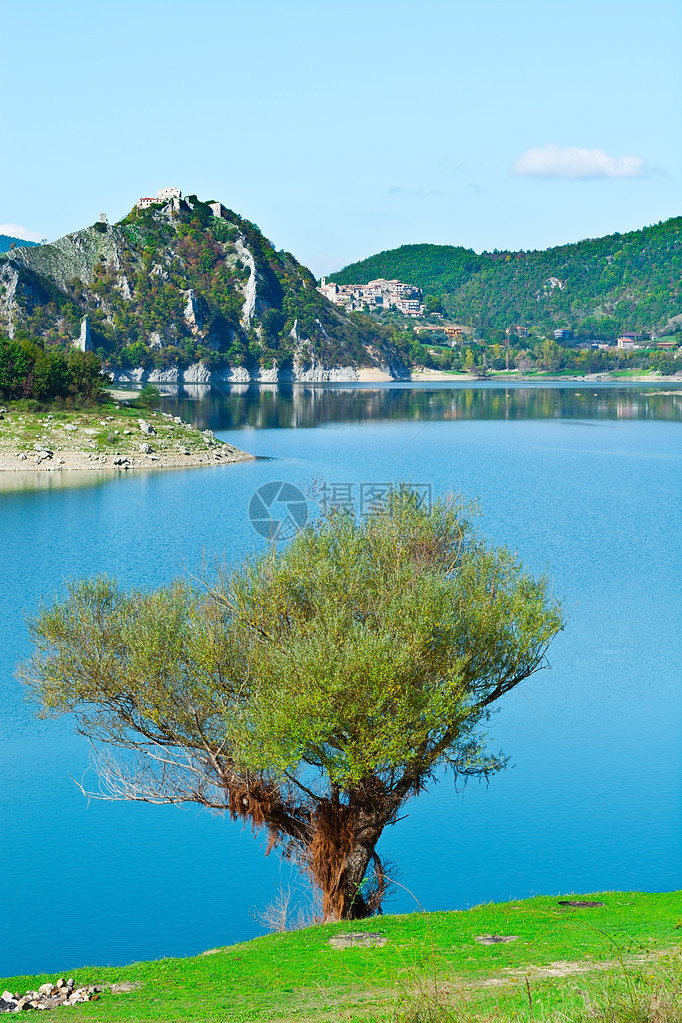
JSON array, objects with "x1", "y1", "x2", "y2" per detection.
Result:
[
  {"x1": 0, "y1": 332, "x2": 105, "y2": 403},
  {"x1": 330, "y1": 218, "x2": 682, "y2": 340}
]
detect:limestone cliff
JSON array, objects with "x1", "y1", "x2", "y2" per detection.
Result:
[{"x1": 0, "y1": 196, "x2": 409, "y2": 381}]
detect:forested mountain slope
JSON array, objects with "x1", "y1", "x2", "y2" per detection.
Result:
[
  {"x1": 0, "y1": 197, "x2": 408, "y2": 380},
  {"x1": 330, "y1": 218, "x2": 682, "y2": 338},
  {"x1": 0, "y1": 235, "x2": 40, "y2": 254}
]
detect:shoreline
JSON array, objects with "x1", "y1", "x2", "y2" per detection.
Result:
[
  {"x1": 111, "y1": 370, "x2": 682, "y2": 390},
  {"x1": 0, "y1": 404, "x2": 253, "y2": 475},
  {"x1": 408, "y1": 369, "x2": 682, "y2": 383}
]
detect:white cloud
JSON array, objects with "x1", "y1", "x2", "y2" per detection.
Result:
[
  {"x1": 511, "y1": 144, "x2": 648, "y2": 180},
  {"x1": 0, "y1": 223, "x2": 45, "y2": 242}
]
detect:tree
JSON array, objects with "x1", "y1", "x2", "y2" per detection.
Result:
[{"x1": 21, "y1": 489, "x2": 563, "y2": 921}]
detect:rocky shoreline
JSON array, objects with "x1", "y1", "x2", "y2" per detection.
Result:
[
  {"x1": 110, "y1": 361, "x2": 408, "y2": 384},
  {"x1": 0, "y1": 405, "x2": 253, "y2": 474},
  {"x1": 110, "y1": 364, "x2": 682, "y2": 386}
]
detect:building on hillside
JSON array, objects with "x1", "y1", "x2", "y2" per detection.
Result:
[
  {"x1": 617, "y1": 336, "x2": 637, "y2": 350},
  {"x1": 137, "y1": 187, "x2": 182, "y2": 209},
  {"x1": 656, "y1": 341, "x2": 678, "y2": 350},
  {"x1": 318, "y1": 277, "x2": 424, "y2": 316},
  {"x1": 413, "y1": 324, "x2": 470, "y2": 345},
  {"x1": 99, "y1": 213, "x2": 107, "y2": 224},
  {"x1": 553, "y1": 328, "x2": 572, "y2": 340},
  {"x1": 208, "y1": 201, "x2": 228, "y2": 219}
]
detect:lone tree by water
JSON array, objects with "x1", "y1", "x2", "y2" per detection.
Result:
[{"x1": 22, "y1": 488, "x2": 563, "y2": 920}]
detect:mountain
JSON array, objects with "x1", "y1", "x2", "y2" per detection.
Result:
[
  {"x1": 329, "y1": 218, "x2": 682, "y2": 339},
  {"x1": 0, "y1": 196, "x2": 408, "y2": 382},
  {"x1": 0, "y1": 235, "x2": 40, "y2": 254}
]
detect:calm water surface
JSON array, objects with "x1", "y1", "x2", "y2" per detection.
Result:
[{"x1": 1, "y1": 383, "x2": 680, "y2": 976}]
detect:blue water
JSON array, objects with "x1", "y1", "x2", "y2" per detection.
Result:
[{"x1": 1, "y1": 383, "x2": 680, "y2": 977}]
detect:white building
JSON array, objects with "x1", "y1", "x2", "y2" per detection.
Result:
[
  {"x1": 137, "y1": 186, "x2": 182, "y2": 209},
  {"x1": 156, "y1": 186, "x2": 182, "y2": 201},
  {"x1": 317, "y1": 277, "x2": 424, "y2": 316}
]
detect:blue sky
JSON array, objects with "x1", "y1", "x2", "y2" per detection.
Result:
[{"x1": 1, "y1": 0, "x2": 679, "y2": 275}]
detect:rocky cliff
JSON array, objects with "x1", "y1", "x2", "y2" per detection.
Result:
[{"x1": 0, "y1": 196, "x2": 409, "y2": 381}]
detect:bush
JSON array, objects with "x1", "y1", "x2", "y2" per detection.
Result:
[
  {"x1": 135, "y1": 384, "x2": 161, "y2": 409},
  {"x1": 0, "y1": 333, "x2": 106, "y2": 403}
]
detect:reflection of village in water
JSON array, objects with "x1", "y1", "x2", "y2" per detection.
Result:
[{"x1": 159, "y1": 384, "x2": 682, "y2": 432}]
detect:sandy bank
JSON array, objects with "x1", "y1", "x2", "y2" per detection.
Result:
[{"x1": 355, "y1": 368, "x2": 397, "y2": 382}]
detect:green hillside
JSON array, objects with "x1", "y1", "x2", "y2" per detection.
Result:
[
  {"x1": 330, "y1": 218, "x2": 682, "y2": 339},
  {"x1": 0, "y1": 197, "x2": 409, "y2": 379},
  {"x1": 0, "y1": 234, "x2": 40, "y2": 253}
]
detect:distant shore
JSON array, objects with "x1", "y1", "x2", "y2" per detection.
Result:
[
  {"x1": 0, "y1": 403, "x2": 253, "y2": 474},
  {"x1": 407, "y1": 369, "x2": 682, "y2": 383},
  {"x1": 111, "y1": 367, "x2": 682, "y2": 387}
]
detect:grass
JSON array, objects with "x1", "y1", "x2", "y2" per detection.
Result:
[
  {"x1": 609, "y1": 369, "x2": 659, "y2": 378},
  {"x1": 2, "y1": 891, "x2": 680, "y2": 1022},
  {"x1": 0, "y1": 399, "x2": 244, "y2": 465}
]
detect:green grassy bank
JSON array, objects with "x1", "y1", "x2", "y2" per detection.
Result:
[{"x1": 3, "y1": 891, "x2": 681, "y2": 1022}]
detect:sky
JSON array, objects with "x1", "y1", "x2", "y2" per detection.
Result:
[{"x1": 1, "y1": 0, "x2": 680, "y2": 276}]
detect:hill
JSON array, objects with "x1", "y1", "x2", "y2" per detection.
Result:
[
  {"x1": 0, "y1": 234, "x2": 40, "y2": 254},
  {"x1": 1, "y1": 891, "x2": 679, "y2": 1022},
  {"x1": 0, "y1": 197, "x2": 409, "y2": 382},
  {"x1": 330, "y1": 218, "x2": 682, "y2": 339}
]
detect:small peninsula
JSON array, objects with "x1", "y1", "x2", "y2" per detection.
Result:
[{"x1": 0, "y1": 401, "x2": 252, "y2": 473}]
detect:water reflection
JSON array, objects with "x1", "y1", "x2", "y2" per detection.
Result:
[
  {"x1": 158, "y1": 384, "x2": 682, "y2": 432},
  {"x1": 0, "y1": 469, "x2": 116, "y2": 494}
]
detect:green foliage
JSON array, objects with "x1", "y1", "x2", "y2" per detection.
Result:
[
  {"x1": 0, "y1": 235, "x2": 40, "y2": 253},
  {"x1": 1, "y1": 198, "x2": 411, "y2": 376},
  {"x1": 22, "y1": 488, "x2": 563, "y2": 920},
  {"x1": 0, "y1": 332, "x2": 105, "y2": 403},
  {"x1": 330, "y1": 219, "x2": 682, "y2": 340},
  {"x1": 330, "y1": 243, "x2": 486, "y2": 294},
  {"x1": 135, "y1": 384, "x2": 161, "y2": 409}
]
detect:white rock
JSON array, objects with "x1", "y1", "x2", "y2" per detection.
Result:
[
  {"x1": 138, "y1": 420, "x2": 156, "y2": 436},
  {"x1": 139, "y1": 443, "x2": 153, "y2": 454}
]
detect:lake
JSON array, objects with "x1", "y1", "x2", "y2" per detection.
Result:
[{"x1": 1, "y1": 382, "x2": 680, "y2": 977}]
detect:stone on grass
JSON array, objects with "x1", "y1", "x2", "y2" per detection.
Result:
[
  {"x1": 328, "y1": 932, "x2": 387, "y2": 949},
  {"x1": 557, "y1": 900, "x2": 605, "y2": 908}
]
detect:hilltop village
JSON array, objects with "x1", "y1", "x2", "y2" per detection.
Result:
[
  {"x1": 0, "y1": 187, "x2": 679, "y2": 382},
  {"x1": 317, "y1": 276, "x2": 425, "y2": 317}
]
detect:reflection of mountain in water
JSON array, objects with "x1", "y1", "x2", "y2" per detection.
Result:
[{"x1": 159, "y1": 384, "x2": 682, "y2": 432}]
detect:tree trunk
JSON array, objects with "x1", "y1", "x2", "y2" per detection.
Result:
[
  {"x1": 308, "y1": 794, "x2": 386, "y2": 920},
  {"x1": 338, "y1": 838, "x2": 383, "y2": 919}
]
